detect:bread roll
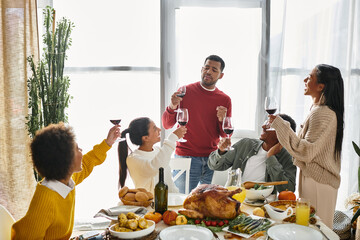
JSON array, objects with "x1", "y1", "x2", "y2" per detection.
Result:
[
  {"x1": 137, "y1": 188, "x2": 148, "y2": 193},
  {"x1": 123, "y1": 193, "x2": 136, "y2": 201},
  {"x1": 135, "y1": 192, "x2": 149, "y2": 202},
  {"x1": 146, "y1": 192, "x2": 154, "y2": 200},
  {"x1": 128, "y1": 189, "x2": 140, "y2": 193},
  {"x1": 118, "y1": 186, "x2": 129, "y2": 198}
]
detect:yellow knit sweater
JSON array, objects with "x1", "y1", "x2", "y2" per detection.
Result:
[
  {"x1": 272, "y1": 105, "x2": 341, "y2": 189},
  {"x1": 11, "y1": 140, "x2": 111, "y2": 240}
]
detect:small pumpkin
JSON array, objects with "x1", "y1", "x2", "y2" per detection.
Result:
[
  {"x1": 163, "y1": 210, "x2": 178, "y2": 225},
  {"x1": 278, "y1": 190, "x2": 296, "y2": 200},
  {"x1": 144, "y1": 211, "x2": 162, "y2": 223}
]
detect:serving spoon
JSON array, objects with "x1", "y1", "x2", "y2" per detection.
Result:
[{"x1": 243, "y1": 180, "x2": 288, "y2": 189}]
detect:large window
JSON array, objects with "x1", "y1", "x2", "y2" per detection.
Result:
[
  {"x1": 37, "y1": 0, "x2": 268, "y2": 222},
  {"x1": 37, "y1": 0, "x2": 161, "y2": 221}
]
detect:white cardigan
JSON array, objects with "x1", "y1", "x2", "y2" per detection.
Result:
[{"x1": 126, "y1": 133, "x2": 179, "y2": 193}]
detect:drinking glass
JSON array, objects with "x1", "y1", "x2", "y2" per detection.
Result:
[
  {"x1": 225, "y1": 168, "x2": 246, "y2": 203},
  {"x1": 176, "y1": 108, "x2": 188, "y2": 142},
  {"x1": 222, "y1": 117, "x2": 234, "y2": 150},
  {"x1": 264, "y1": 97, "x2": 278, "y2": 130},
  {"x1": 225, "y1": 168, "x2": 242, "y2": 188},
  {"x1": 176, "y1": 85, "x2": 186, "y2": 98},
  {"x1": 296, "y1": 198, "x2": 310, "y2": 226},
  {"x1": 176, "y1": 85, "x2": 186, "y2": 110},
  {"x1": 109, "y1": 119, "x2": 125, "y2": 142}
]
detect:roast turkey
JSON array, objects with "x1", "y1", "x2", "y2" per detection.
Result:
[{"x1": 179, "y1": 184, "x2": 242, "y2": 219}]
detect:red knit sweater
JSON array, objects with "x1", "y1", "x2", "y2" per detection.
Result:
[{"x1": 162, "y1": 82, "x2": 232, "y2": 157}]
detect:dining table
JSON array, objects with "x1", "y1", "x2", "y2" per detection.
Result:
[{"x1": 71, "y1": 196, "x2": 340, "y2": 240}]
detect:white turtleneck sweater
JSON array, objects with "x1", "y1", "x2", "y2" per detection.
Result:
[{"x1": 126, "y1": 133, "x2": 179, "y2": 193}]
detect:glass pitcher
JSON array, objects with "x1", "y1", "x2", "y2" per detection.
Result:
[{"x1": 224, "y1": 168, "x2": 242, "y2": 188}]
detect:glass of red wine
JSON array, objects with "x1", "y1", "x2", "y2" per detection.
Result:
[
  {"x1": 109, "y1": 119, "x2": 125, "y2": 142},
  {"x1": 176, "y1": 85, "x2": 186, "y2": 98},
  {"x1": 222, "y1": 117, "x2": 234, "y2": 150},
  {"x1": 264, "y1": 97, "x2": 278, "y2": 130},
  {"x1": 176, "y1": 108, "x2": 188, "y2": 142},
  {"x1": 176, "y1": 85, "x2": 186, "y2": 111}
]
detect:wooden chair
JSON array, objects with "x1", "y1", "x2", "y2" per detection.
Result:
[
  {"x1": 169, "y1": 157, "x2": 191, "y2": 194},
  {"x1": 0, "y1": 204, "x2": 15, "y2": 240}
]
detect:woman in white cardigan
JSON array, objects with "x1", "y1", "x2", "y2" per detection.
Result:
[
  {"x1": 269, "y1": 64, "x2": 344, "y2": 228},
  {"x1": 118, "y1": 117, "x2": 186, "y2": 193}
]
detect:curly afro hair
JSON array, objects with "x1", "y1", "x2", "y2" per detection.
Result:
[{"x1": 30, "y1": 122, "x2": 76, "y2": 181}]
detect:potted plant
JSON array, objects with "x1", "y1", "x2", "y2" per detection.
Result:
[{"x1": 26, "y1": 6, "x2": 74, "y2": 180}]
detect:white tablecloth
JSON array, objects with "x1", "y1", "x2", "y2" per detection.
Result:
[{"x1": 72, "y1": 202, "x2": 340, "y2": 240}]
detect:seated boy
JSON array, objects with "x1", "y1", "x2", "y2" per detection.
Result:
[{"x1": 11, "y1": 122, "x2": 120, "y2": 240}]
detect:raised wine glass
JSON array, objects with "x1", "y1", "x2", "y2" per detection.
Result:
[
  {"x1": 176, "y1": 108, "x2": 188, "y2": 142},
  {"x1": 264, "y1": 97, "x2": 278, "y2": 129},
  {"x1": 109, "y1": 119, "x2": 125, "y2": 142},
  {"x1": 176, "y1": 85, "x2": 186, "y2": 110},
  {"x1": 176, "y1": 85, "x2": 186, "y2": 98},
  {"x1": 223, "y1": 116, "x2": 234, "y2": 150}
]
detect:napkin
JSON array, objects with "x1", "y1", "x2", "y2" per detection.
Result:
[{"x1": 94, "y1": 205, "x2": 147, "y2": 221}]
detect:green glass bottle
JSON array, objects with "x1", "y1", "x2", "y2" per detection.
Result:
[{"x1": 154, "y1": 167, "x2": 168, "y2": 214}]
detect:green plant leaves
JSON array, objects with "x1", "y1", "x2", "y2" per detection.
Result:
[
  {"x1": 26, "y1": 6, "x2": 74, "y2": 181},
  {"x1": 352, "y1": 141, "x2": 360, "y2": 157}
]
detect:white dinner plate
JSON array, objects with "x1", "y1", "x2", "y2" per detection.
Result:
[
  {"x1": 267, "y1": 223, "x2": 322, "y2": 240},
  {"x1": 159, "y1": 225, "x2": 213, "y2": 240},
  {"x1": 109, "y1": 220, "x2": 155, "y2": 239},
  {"x1": 168, "y1": 193, "x2": 188, "y2": 207}
]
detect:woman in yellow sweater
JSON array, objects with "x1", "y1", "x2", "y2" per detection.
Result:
[
  {"x1": 11, "y1": 122, "x2": 120, "y2": 240},
  {"x1": 269, "y1": 64, "x2": 344, "y2": 228}
]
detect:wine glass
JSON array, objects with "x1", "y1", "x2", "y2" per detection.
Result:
[
  {"x1": 109, "y1": 119, "x2": 125, "y2": 142},
  {"x1": 264, "y1": 97, "x2": 278, "y2": 129},
  {"x1": 176, "y1": 85, "x2": 186, "y2": 110},
  {"x1": 176, "y1": 85, "x2": 186, "y2": 98},
  {"x1": 222, "y1": 117, "x2": 234, "y2": 150},
  {"x1": 176, "y1": 108, "x2": 188, "y2": 142}
]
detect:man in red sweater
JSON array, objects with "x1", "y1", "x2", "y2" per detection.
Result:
[{"x1": 162, "y1": 55, "x2": 232, "y2": 193}]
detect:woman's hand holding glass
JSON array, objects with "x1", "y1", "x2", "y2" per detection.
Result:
[{"x1": 266, "y1": 114, "x2": 278, "y2": 130}]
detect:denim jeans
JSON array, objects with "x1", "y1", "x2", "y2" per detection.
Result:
[{"x1": 172, "y1": 155, "x2": 214, "y2": 194}]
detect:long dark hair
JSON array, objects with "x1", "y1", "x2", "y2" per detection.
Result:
[
  {"x1": 118, "y1": 117, "x2": 151, "y2": 188},
  {"x1": 315, "y1": 64, "x2": 344, "y2": 157}
]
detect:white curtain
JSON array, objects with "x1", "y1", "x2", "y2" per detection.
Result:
[
  {"x1": 0, "y1": 0, "x2": 38, "y2": 219},
  {"x1": 270, "y1": 0, "x2": 360, "y2": 210}
]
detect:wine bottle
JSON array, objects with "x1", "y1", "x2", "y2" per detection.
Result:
[{"x1": 155, "y1": 167, "x2": 168, "y2": 214}]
